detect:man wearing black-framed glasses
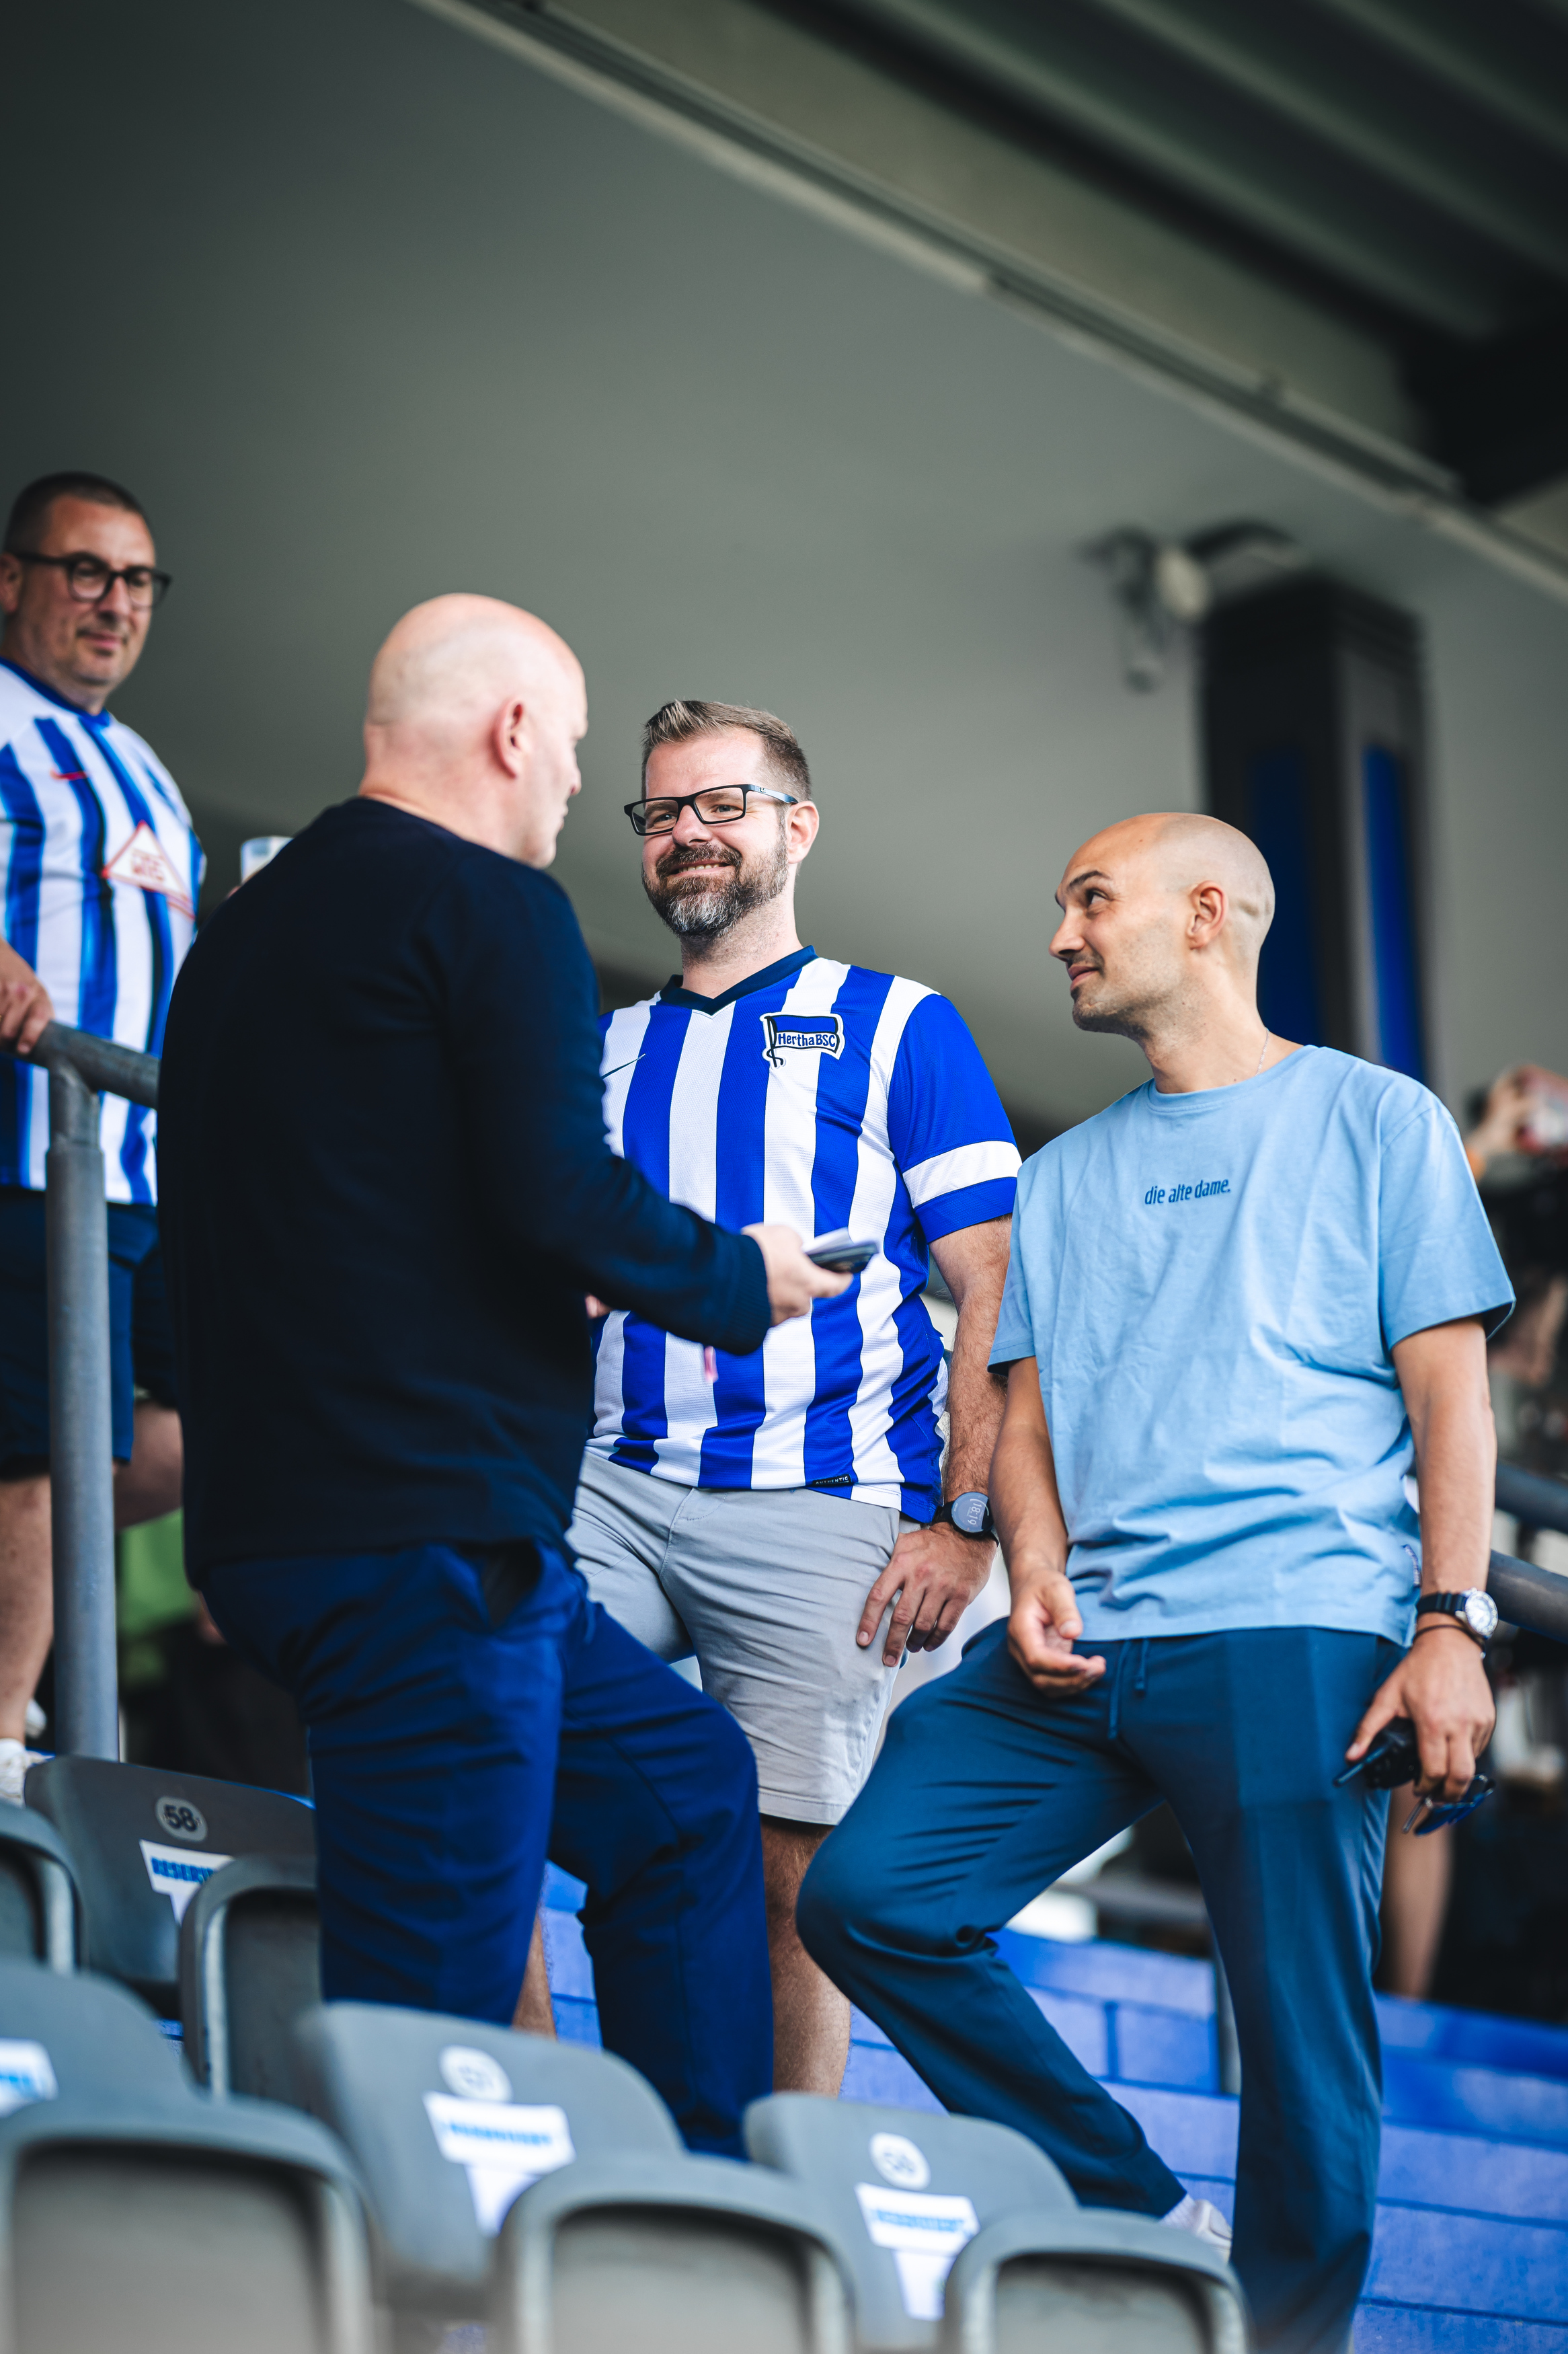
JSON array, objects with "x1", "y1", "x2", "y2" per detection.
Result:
[
  {"x1": 0, "y1": 471, "x2": 198, "y2": 1798},
  {"x1": 573, "y1": 697, "x2": 1021, "y2": 2098}
]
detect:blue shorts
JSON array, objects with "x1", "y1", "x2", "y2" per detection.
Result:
[{"x1": 0, "y1": 1186, "x2": 176, "y2": 1471}]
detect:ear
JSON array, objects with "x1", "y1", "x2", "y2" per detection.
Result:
[
  {"x1": 0, "y1": 553, "x2": 23, "y2": 622},
  {"x1": 785, "y1": 798, "x2": 820, "y2": 867},
  {"x1": 492, "y1": 696, "x2": 528, "y2": 778},
  {"x1": 1188, "y1": 880, "x2": 1226, "y2": 948}
]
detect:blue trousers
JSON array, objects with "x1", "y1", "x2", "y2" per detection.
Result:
[
  {"x1": 799, "y1": 1623, "x2": 1395, "y2": 2354},
  {"x1": 205, "y1": 1540, "x2": 773, "y2": 2156}
]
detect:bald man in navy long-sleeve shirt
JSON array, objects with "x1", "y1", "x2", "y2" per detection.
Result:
[{"x1": 158, "y1": 596, "x2": 844, "y2": 2151}]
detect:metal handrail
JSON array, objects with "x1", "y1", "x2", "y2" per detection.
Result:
[
  {"x1": 1495, "y1": 1462, "x2": 1568, "y2": 1542},
  {"x1": 3, "y1": 1020, "x2": 160, "y2": 1759},
  {"x1": 1489, "y1": 1545, "x2": 1568, "y2": 1642},
  {"x1": 25, "y1": 1020, "x2": 159, "y2": 1111}
]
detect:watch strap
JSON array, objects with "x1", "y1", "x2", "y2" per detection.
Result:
[{"x1": 1414, "y1": 1591, "x2": 1490, "y2": 1651}]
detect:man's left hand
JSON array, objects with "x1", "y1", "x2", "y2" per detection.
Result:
[
  {"x1": 1345, "y1": 1624, "x2": 1495, "y2": 1803},
  {"x1": 857, "y1": 1521, "x2": 996, "y2": 1666}
]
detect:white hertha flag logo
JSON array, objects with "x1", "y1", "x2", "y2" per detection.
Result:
[{"x1": 102, "y1": 823, "x2": 194, "y2": 916}]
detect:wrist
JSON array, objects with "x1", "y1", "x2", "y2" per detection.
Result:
[
  {"x1": 1413, "y1": 1586, "x2": 1498, "y2": 1653},
  {"x1": 1009, "y1": 1552, "x2": 1068, "y2": 1592}
]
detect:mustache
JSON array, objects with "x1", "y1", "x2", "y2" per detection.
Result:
[{"x1": 654, "y1": 843, "x2": 742, "y2": 880}]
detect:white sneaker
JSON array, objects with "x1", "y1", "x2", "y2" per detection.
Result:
[
  {"x1": 0, "y1": 1739, "x2": 46, "y2": 1806},
  {"x1": 24, "y1": 1701, "x2": 45, "y2": 1741},
  {"x1": 1162, "y1": 2193, "x2": 1233, "y2": 2258}
]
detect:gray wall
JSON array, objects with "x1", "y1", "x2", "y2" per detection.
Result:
[{"x1": 5, "y1": 0, "x2": 1565, "y2": 1129}]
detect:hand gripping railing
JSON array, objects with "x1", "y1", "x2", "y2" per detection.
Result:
[{"x1": 3, "y1": 1022, "x2": 159, "y2": 1760}]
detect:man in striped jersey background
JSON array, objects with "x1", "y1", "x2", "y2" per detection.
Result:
[
  {"x1": 572, "y1": 698, "x2": 1020, "y2": 2094},
  {"x1": 0, "y1": 472, "x2": 201, "y2": 1796}
]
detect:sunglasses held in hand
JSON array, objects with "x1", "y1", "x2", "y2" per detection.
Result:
[{"x1": 1334, "y1": 1720, "x2": 1495, "y2": 1834}]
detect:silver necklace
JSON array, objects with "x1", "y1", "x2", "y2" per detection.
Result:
[{"x1": 1255, "y1": 1029, "x2": 1270, "y2": 1077}]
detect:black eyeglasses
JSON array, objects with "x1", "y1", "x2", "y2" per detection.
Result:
[
  {"x1": 10, "y1": 552, "x2": 172, "y2": 610},
  {"x1": 624, "y1": 784, "x2": 798, "y2": 837}
]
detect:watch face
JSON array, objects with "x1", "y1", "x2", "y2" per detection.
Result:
[
  {"x1": 951, "y1": 1492, "x2": 989, "y2": 1535},
  {"x1": 1464, "y1": 1591, "x2": 1500, "y2": 1640}
]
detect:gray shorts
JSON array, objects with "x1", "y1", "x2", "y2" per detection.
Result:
[{"x1": 570, "y1": 1451, "x2": 910, "y2": 1825}]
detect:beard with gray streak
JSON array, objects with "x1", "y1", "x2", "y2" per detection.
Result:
[{"x1": 644, "y1": 824, "x2": 790, "y2": 942}]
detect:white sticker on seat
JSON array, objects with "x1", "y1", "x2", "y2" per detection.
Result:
[
  {"x1": 139, "y1": 1840, "x2": 233, "y2": 1924},
  {"x1": 855, "y1": 2183, "x2": 980, "y2": 2319},
  {"x1": 423, "y1": 2094, "x2": 576, "y2": 2234},
  {"x1": 0, "y1": 2042, "x2": 56, "y2": 2116}
]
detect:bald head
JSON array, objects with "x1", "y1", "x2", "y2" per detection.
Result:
[
  {"x1": 1122, "y1": 812, "x2": 1274, "y2": 961},
  {"x1": 366, "y1": 595, "x2": 579, "y2": 737},
  {"x1": 359, "y1": 595, "x2": 586, "y2": 868},
  {"x1": 1050, "y1": 809, "x2": 1278, "y2": 1056}
]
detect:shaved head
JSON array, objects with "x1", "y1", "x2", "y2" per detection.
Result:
[
  {"x1": 366, "y1": 595, "x2": 578, "y2": 738},
  {"x1": 359, "y1": 595, "x2": 586, "y2": 868},
  {"x1": 1050, "y1": 809, "x2": 1278, "y2": 1061},
  {"x1": 1135, "y1": 812, "x2": 1273, "y2": 959}
]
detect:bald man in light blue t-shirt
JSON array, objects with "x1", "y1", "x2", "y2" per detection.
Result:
[{"x1": 801, "y1": 814, "x2": 1511, "y2": 2354}]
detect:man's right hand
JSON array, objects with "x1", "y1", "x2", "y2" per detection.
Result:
[
  {"x1": 0, "y1": 944, "x2": 52, "y2": 1057},
  {"x1": 744, "y1": 1224, "x2": 851, "y2": 1325},
  {"x1": 1007, "y1": 1565, "x2": 1107, "y2": 1695}
]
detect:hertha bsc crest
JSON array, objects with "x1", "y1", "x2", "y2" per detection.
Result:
[{"x1": 760, "y1": 1012, "x2": 845, "y2": 1068}]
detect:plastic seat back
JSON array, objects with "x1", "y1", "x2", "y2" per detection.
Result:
[
  {"x1": 292, "y1": 2000, "x2": 683, "y2": 2317},
  {"x1": 746, "y1": 2094, "x2": 1074, "y2": 2349},
  {"x1": 491, "y1": 2151, "x2": 856, "y2": 2354},
  {"x1": 0, "y1": 1813, "x2": 80, "y2": 1972},
  {"x1": 24, "y1": 1755, "x2": 314, "y2": 2014},
  {"x1": 180, "y1": 1854, "x2": 319, "y2": 2102},
  {"x1": 0, "y1": 1954, "x2": 183, "y2": 2103},
  {"x1": 938, "y1": 2212, "x2": 1251, "y2": 2354},
  {"x1": 0, "y1": 1961, "x2": 374, "y2": 2354}
]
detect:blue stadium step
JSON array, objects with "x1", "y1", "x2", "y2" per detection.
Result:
[
  {"x1": 1376, "y1": 1995, "x2": 1568, "y2": 2085},
  {"x1": 542, "y1": 1874, "x2": 1568, "y2": 2347},
  {"x1": 1354, "y1": 2315, "x2": 1568, "y2": 2352}
]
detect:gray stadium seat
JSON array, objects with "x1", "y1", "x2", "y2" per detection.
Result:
[
  {"x1": 0, "y1": 1957, "x2": 374, "y2": 2354},
  {"x1": 745, "y1": 2094, "x2": 1075, "y2": 2349},
  {"x1": 291, "y1": 2000, "x2": 684, "y2": 2332},
  {"x1": 938, "y1": 2211, "x2": 1251, "y2": 2354},
  {"x1": 180, "y1": 1853, "x2": 320, "y2": 2102},
  {"x1": 490, "y1": 2150, "x2": 857, "y2": 2354},
  {"x1": 0, "y1": 1810, "x2": 81, "y2": 1972},
  {"x1": 23, "y1": 1754, "x2": 315, "y2": 2014},
  {"x1": 0, "y1": 1954, "x2": 183, "y2": 2100}
]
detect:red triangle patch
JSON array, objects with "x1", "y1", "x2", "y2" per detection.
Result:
[{"x1": 102, "y1": 823, "x2": 194, "y2": 917}]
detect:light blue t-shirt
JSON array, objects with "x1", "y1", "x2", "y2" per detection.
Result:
[{"x1": 990, "y1": 1047, "x2": 1513, "y2": 1644}]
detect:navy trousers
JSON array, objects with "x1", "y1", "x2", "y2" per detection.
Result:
[
  {"x1": 799, "y1": 1622, "x2": 1395, "y2": 2354},
  {"x1": 205, "y1": 1540, "x2": 773, "y2": 2156}
]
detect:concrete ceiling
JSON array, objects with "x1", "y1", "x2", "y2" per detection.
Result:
[{"x1": 6, "y1": 0, "x2": 1567, "y2": 1133}]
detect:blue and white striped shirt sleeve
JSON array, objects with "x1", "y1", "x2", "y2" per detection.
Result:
[{"x1": 887, "y1": 993, "x2": 1020, "y2": 1241}]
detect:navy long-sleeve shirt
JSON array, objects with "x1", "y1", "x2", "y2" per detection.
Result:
[{"x1": 159, "y1": 798, "x2": 770, "y2": 1579}]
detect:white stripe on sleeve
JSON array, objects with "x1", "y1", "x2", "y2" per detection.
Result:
[{"x1": 902, "y1": 1138, "x2": 1022, "y2": 1208}]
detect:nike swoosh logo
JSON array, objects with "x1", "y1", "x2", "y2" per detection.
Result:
[{"x1": 600, "y1": 1054, "x2": 646, "y2": 1081}]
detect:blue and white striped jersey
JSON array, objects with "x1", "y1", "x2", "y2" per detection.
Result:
[
  {"x1": 0, "y1": 659, "x2": 202, "y2": 1203},
  {"x1": 588, "y1": 946, "x2": 1020, "y2": 1519}
]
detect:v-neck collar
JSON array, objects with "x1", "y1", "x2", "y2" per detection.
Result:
[{"x1": 659, "y1": 945, "x2": 818, "y2": 1014}]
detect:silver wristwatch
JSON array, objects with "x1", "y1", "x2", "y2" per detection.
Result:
[{"x1": 1414, "y1": 1589, "x2": 1499, "y2": 1651}]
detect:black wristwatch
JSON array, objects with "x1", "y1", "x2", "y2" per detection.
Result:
[
  {"x1": 932, "y1": 1492, "x2": 996, "y2": 1542},
  {"x1": 1414, "y1": 1589, "x2": 1499, "y2": 1653}
]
